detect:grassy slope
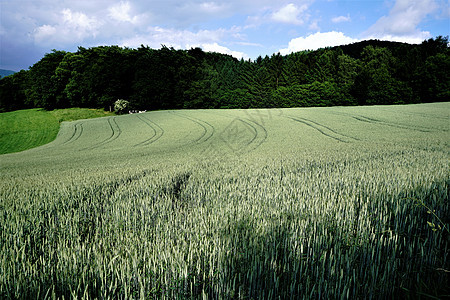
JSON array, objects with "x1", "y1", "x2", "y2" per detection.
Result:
[{"x1": 0, "y1": 108, "x2": 114, "y2": 154}]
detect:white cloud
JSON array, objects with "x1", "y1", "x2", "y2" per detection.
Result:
[
  {"x1": 199, "y1": 2, "x2": 228, "y2": 14},
  {"x1": 365, "y1": 0, "x2": 438, "y2": 41},
  {"x1": 332, "y1": 15, "x2": 351, "y2": 23},
  {"x1": 62, "y1": 9, "x2": 100, "y2": 34},
  {"x1": 34, "y1": 25, "x2": 58, "y2": 43},
  {"x1": 118, "y1": 26, "x2": 249, "y2": 59},
  {"x1": 108, "y1": 1, "x2": 140, "y2": 24},
  {"x1": 33, "y1": 9, "x2": 101, "y2": 46},
  {"x1": 365, "y1": 32, "x2": 432, "y2": 44},
  {"x1": 246, "y1": 2, "x2": 313, "y2": 28},
  {"x1": 169, "y1": 1, "x2": 235, "y2": 26},
  {"x1": 194, "y1": 43, "x2": 248, "y2": 59},
  {"x1": 237, "y1": 41, "x2": 264, "y2": 47},
  {"x1": 309, "y1": 19, "x2": 320, "y2": 31},
  {"x1": 271, "y1": 3, "x2": 309, "y2": 25},
  {"x1": 280, "y1": 31, "x2": 359, "y2": 54}
]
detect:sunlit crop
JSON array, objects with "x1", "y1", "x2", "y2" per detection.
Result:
[{"x1": 0, "y1": 103, "x2": 448, "y2": 298}]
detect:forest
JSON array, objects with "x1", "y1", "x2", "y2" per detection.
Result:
[{"x1": 0, "y1": 36, "x2": 448, "y2": 113}]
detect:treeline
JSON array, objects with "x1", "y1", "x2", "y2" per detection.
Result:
[{"x1": 0, "y1": 36, "x2": 448, "y2": 112}]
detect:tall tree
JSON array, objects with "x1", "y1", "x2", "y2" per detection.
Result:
[
  {"x1": 26, "y1": 50, "x2": 66, "y2": 109},
  {"x1": 335, "y1": 53, "x2": 359, "y2": 105},
  {"x1": 284, "y1": 52, "x2": 309, "y2": 85},
  {"x1": 0, "y1": 70, "x2": 29, "y2": 112},
  {"x1": 353, "y1": 46, "x2": 408, "y2": 105}
]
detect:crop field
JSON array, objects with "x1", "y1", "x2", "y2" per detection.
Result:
[
  {"x1": 0, "y1": 103, "x2": 449, "y2": 298},
  {"x1": 0, "y1": 108, "x2": 115, "y2": 154}
]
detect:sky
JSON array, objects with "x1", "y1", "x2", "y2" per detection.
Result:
[{"x1": 0, "y1": 0, "x2": 449, "y2": 71}]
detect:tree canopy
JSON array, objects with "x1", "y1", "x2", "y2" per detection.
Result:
[{"x1": 1, "y1": 37, "x2": 448, "y2": 113}]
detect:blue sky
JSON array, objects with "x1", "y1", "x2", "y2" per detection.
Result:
[{"x1": 1, "y1": 0, "x2": 449, "y2": 71}]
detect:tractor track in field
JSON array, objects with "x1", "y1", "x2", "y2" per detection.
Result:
[
  {"x1": 134, "y1": 114, "x2": 165, "y2": 147},
  {"x1": 62, "y1": 122, "x2": 84, "y2": 145},
  {"x1": 329, "y1": 111, "x2": 436, "y2": 133},
  {"x1": 286, "y1": 116, "x2": 351, "y2": 143},
  {"x1": 206, "y1": 110, "x2": 268, "y2": 154},
  {"x1": 82, "y1": 117, "x2": 122, "y2": 150},
  {"x1": 376, "y1": 107, "x2": 450, "y2": 121},
  {"x1": 240, "y1": 117, "x2": 268, "y2": 151},
  {"x1": 169, "y1": 111, "x2": 215, "y2": 145},
  {"x1": 351, "y1": 115, "x2": 432, "y2": 132},
  {"x1": 296, "y1": 116, "x2": 360, "y2": 141}
]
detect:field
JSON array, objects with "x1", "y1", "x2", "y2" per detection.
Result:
[
  {"x1": 0, "y1": 103, "x2": 449, "y2": 298},
  {"x1": 0, "y1": 108, "x2": 114, "y2": 154}
]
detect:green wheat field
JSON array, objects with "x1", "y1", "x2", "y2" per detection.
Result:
[{"x1": 0, "y1": 103, "x2": 449, "y2": 298}]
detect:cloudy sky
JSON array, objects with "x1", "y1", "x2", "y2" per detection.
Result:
[{"x1": 1, "y1": 0, "x2": 449, "y2": 71}]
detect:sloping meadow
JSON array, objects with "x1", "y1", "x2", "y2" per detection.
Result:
[{"x1": 0, "y1": 103, "x2": 448, "y2": 298}]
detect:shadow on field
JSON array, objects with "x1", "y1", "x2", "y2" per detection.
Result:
[
  {"x1": 199, "y1": 178, "x2": 449, "y2": 299},
  {"x1": 1, "y1": 175, "x2": 448, "y2": 299}
]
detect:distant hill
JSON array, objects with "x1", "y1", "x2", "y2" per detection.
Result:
[{"x1": 0, "y1": 69, "x2": 16, "y2": 79}]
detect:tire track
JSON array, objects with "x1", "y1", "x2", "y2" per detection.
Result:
[
  {"x1": 62, "y1": 122, "x2": 83, "y2": 145},
  {"x1": 134, "y1": 114, "x2": 164, "y2": 147},
  {"x1": 286, "y1": 116, "x2": 350, "y2": 143},
  {"x1": 351, "y1": 115, "x2": 432, "y2": 133},
  {"x1": 295, "y1": 117, "x2": 360, "y2": 141},
  {"x1": 82, "y1": 117, "x2": 122, "y2": 150},
  {"x1": 376, "y1": 107, "x2": 450, "y2": 121},
  {"x1": 205, "y1": 110, "x2": 268, "y2": 154},
  {"x1": 169, "y1": 111, "x2": 215, "y2": 144},
  {"x1": 329, "y1": 110, "x2": 435, "y2": 132},
  {"x1": 240, "y1": 117, "x2": 268, "y2": 151}
]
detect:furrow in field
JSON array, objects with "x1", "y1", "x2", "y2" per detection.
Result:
[
  {"x1": 352, "y1": 115, "x2": 432, "y2": 132},
  {"x1": 226, "y1": 118, "x2": 258, "y2": 149},
  {"x1": 334, "y1": 109, "x2": 429, "y2": 132},
  {"x1": 240, "y1": 117, "x2": 268, "y2": 151},
  {"x1": 134, "y1": 114, "x2": 164, "y2": 147},
  {"x1": 297, "y1": 116, "x2": 360, "y2": 141},
  {"x1": 111, "y1": 117, "x2": 122, "y2": 140},
  {"x1": 374, "y1": 108, "x2": 449, "y2": 131},
  {"x1": 169, "y1": 111, "x2": 215, "y2": 144},
  {"x1": 62, "y1": 122, "x2": 84, "y2": 145},
  {"x1": 329, "y1": 110, "x2": 435, "y2": 133},
  {"x1": 82, "y1": 117, "x2": 122, "y2": 150},
  {"x1": 377, "y1": 107, "x2": 450, "y2": 121},
  {"x1": 286, "y1": 116, "x2": 350, "y2": 143},
  {"x1": 206, "y1": 110, "x2": 268, "y2": 155}
]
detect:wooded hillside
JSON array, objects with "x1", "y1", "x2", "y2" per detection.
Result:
[{"x1": 1, "y1": 36, "x2": 448, "y2": 112}]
